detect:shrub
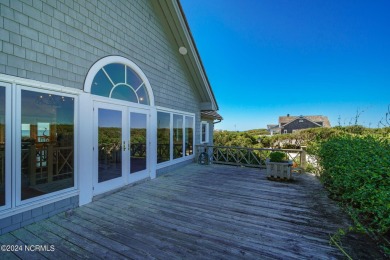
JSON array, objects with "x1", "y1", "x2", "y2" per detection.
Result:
[
  {"x1": 304, "y1": 162, "x2": 317, "y2": 174},
  {"x1": 316, "y1": 135, "x2": 390, "y2": 234},
  {"x1": 269, "y1": 151, "x2": 287, "y2": 162},
  {"x1": 259, "y1": 135, "x2": 272, "y2": 148},
  {"x1": 283, "y1": 143, "x2": 300, "y2": 149}
]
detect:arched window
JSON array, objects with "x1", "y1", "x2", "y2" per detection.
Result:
[{"x1": 84, "y1": 56, "x2": 154, "y2": 106}]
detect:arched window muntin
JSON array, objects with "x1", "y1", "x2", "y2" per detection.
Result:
[{"x1": 84, "y1": 56, "x2": 154, "y2": 106}]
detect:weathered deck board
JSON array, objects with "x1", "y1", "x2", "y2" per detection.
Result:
[
  {"x1": 0, "y1": 232, "x2": 43, "y2": 259},
  {"x1": 24, "y1": 223, "x2": 98, "y2": 259},
  {"x1": 0, "y1": 164, "x2": 354, "y2": 259}
]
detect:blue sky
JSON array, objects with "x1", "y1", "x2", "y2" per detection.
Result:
[{"x1": 180, "y1": 0, "x2": 390, "y2": 131}]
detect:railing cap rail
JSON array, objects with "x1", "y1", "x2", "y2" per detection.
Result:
[{"x1": 195, "y1": 144, "x2": 303, "y2": 152}]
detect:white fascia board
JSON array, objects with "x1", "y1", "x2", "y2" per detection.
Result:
[{"x1": 0, "y1": 73, "x2": 83, "y2": 95}]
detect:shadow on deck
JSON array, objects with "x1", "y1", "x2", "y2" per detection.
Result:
[{"x1": 1, "y1": 164, "x2": 355, "y2": 259}]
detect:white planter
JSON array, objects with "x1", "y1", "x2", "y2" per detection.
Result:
[{"x1": 265, "y1": 159, "x2": 293, "y2": 180}]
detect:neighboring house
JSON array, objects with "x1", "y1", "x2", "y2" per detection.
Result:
[
  {"x1": 268, "y1": 115, "x2": 331, "y2": 134},
  {"x1": 266, "y1": 124, "x2": 280, "y2": 136},
  {"x1": 0, "y1": 0, "x2": 221, "y2": 234}
]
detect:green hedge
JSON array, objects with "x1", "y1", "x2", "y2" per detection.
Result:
[{"x1": 317, "y1": 135, "x2": 390, "y2": 234}]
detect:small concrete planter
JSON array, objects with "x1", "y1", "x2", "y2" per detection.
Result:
[{"x1": 265, "y1": 159, "x2": 293, "y2": 180}]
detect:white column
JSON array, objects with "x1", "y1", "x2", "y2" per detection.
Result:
[
  {"x1": 78, "y1": 93, "x2": 94, "y2": 206},
  {"x1": 149, "y1": 107, "x2": 157, "y2": 179}
]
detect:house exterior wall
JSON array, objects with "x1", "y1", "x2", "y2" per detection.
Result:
[
  {"x1": 282, "y1": 118, "x2": 320, "y2": 133},
  {"x1": 0, "y1": 0, "x2": 210, "y2": 234},
  {"x1": 0, "y1": 0, "x2": 202, "y2": 132},
  {"x1": 0, "y1": 196, "x2": 78, "y2": 235},
  {"x1": 206, "y1": 119, "x2": 214, "y2": 146}
]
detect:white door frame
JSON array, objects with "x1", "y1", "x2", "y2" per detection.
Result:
[
  {"x1": 93, "y1": 101, "x2": 127, "y2": 195},
  {"x1": 127, "y1": 107, "x2": 151, "y2": 183},
  {"x1": 92, "y1": 101, "x2": 152, "y2": 196},
  {"x1": 0, "y1": 82, "x2": 11, "y2": 212}
]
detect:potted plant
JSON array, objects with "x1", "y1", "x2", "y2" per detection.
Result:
[{"x1": 266, "y1": 151, "x2": 293, "y2": 180}]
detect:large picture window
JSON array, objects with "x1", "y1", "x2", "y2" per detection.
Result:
[
  {"x1": 157, "y1": 110, "x2": 194, "y2": 165},
  {"x1": 20, "y1": 90, "x2": 75, "y2": 201},
  {"x1": 185, "y1": 116, "x2": 194, "y2": 156},
  {"x1": 157, "y1": 112, "x2": 171, "y2": 163},
  {"x1": 130, "y1": 112, "x2": 147, "y2": 173},
  {"x1": 173, "y1": 115, "x2": 183, "y2": 159},
  {"x1": 0, "y1": 87, "x2": 5, "y2": 206}
]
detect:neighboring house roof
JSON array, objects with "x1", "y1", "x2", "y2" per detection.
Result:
[
  {"x1": 279, "y1": 115, "x2": 331, "y2": 127},
  {"x1": 267, "y1": 125, "x2": 281, "y2": 135},
  {"x1": 267, "y1": 124, "x2": 279, "y2": 129},
  {"x1": 155, "y1": 0, "x2": 219, "y2": 111}
]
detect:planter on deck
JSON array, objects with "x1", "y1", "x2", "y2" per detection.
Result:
[{"x1": 265, "y1": 158, "x2": 293, "y2": 180}]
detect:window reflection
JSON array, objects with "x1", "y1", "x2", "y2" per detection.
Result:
[
  {"x1": 98, "y1": 109, "x2": 122, "y2": 183},
  {"x1": 202, "y1": 123, "x2": 207, "y2": 143},
  {"x1": 136, "y1": 85, "x2": 149, "y2": 105},
  {"x1": 130, "y1": 113, "x2": 147, "y2": 173},
  {"x1": 0, "y1": 87, "x2": 5, "y2": 206},
  {"x1": 21, "y1": 90, "x2": 74, "y2": 200},
  {"x1": 173, "y1": 115, "x2": 183, "y2": 159},
  {"x1": 111, "y1": 84, "x2": 138, "y2": 103},
  {"x1": 91, "y1": 69, "x2": 112, "y2": 97},
  {"x1": 91, "y1": 63, "x2": 150, "y2": 105},
  {"x1": 157, "y1": 112, "x2": 170, "y2": 163},
  {"x1": 103, "y1": 63, "x2": 125, "y2": 85},
  {"x1": 185, "y1": 116, "x2": 193, "y2": 156},
  {"x1": 126, "y1": 66, "x2": 142, "y2": 89}
]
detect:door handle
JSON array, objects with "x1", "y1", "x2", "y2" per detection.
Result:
[{"x1": 123, "y1": 141, "x2": 126, "y2": 151}]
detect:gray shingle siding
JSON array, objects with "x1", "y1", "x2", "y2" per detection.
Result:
[
  {"x1": 1, "y1": 0, "x2": 201, "y2": 115},
  {"x1": 282, "y1": 118, "x2": 320, "y2": 133},
  {"x1": 0, "y1": 196, "x2": 78, "y2": 235},
  {"x1": 0, "y1": 0, "x2": 207, "y2": 234},
  {"x1": 1, "y1": 0, "x2": 204, "y2": 154}
]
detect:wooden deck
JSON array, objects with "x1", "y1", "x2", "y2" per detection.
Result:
[{"x1": 0, "y1": 164, "x2": 353, "y2": 259}]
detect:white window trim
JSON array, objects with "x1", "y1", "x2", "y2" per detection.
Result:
[
  {"x1": 283, "y1": 129, "x2": 288, "y2": 134},
  {"x1": 0, "y1": 74, "x2": 79, "y2": 217},
  {"x1": 91, "y1": 93, "x2": 152, "y2": 110},
  {"x1": 16, "y1": 85, "x2": 79, "y2": 206},
  {"x1": 155, "y1": 106, "x2": 195, "y2": 116},
  {"x1": 156, "y1": 108, "x2": 195, "y2": 169},
  {"x1": 173, "y1": 114, "x2": 184, "y2": 160},
  {"x1": 0, "y1": 82, "x2": 11, "y2": 212},
  {"x1": 200, "y1": 121, "x2": 209, "y2": 144},
  {"x1": 0, "y1": 73, "x2": 82, "y2": 95},
  {"x1": 84, "y1": 56, "x2": 155, "y2": 106}
]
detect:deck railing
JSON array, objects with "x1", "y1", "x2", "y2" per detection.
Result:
[
  {"x1": 21, "y1": 143, "x2": 73, "y2": 185},
  {"x1": 196, "y1": 145, "x2": 307, "y2": 169}
]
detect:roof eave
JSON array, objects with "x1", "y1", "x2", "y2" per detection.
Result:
[{"x1": 162, "y1": 0, "x2": 219, "y2": 111}]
